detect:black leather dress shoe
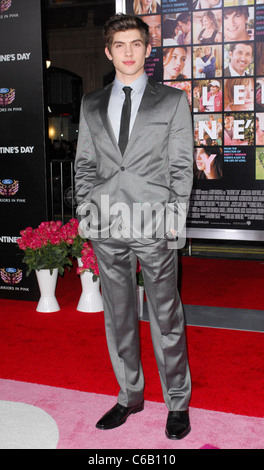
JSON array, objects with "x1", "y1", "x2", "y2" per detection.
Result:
[
  {"x1": 96, "y1": 401, "x2": 144, "y2": 430},
  {"x1": 165, "y1": 410, "x2": 191, "y2": 440}
]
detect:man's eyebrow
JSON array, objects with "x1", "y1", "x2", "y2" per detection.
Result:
[{"x1": 113, "y1": 39, "x2": 144, "y2": 45}]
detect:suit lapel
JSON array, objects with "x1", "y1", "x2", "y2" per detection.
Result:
[
  {"x1": 99, "y1": 83, "x2": 121, "y2": 156},
  {"x1": 98, "y1": 78, "x2": 160, "y2": 163},
  {"x1": 122, "y1": 78, "x2": 159, "y2": 162}
]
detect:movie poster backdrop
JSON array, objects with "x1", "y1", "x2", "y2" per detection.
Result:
[
  {"x1": 122, "y1": 0, "x2": 264, "y2": 241},
  {"x1": 0, "y1": 0, "x2": 48, "y2": 300}
]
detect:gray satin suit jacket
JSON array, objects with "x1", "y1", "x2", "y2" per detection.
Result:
[{"x1": 75, "y1": 77, "x2": 194, "y2": 244}]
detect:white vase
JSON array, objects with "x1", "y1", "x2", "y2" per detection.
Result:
[
  {"x1": 137, "y1": 285, "x2": 144, "y2": 318},
  {"x1": 35, "y1": 268, "x2": 60, "y2": 312},
  {"x1": 77, "y1": 258, "x2": 103, "y2": 313}
]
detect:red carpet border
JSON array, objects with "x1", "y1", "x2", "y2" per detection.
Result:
[
  {"x1": 0, "y1": 308, "x2": 263, "y2": 418},
  {"x1": 0, "y1": 256, "x2": 263, "y2": 420}
]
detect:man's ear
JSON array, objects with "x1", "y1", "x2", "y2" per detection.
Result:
[
  {"x1": 105, "y1": 46, "x2": 113, "y2": 61},
  {"x1": 145, "y1": 43, "x2": 152, "y2": 59}
]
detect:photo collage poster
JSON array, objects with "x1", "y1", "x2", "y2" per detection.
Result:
[{"x1": 124, "y1": 0, "x2": 264, "y2": 237}]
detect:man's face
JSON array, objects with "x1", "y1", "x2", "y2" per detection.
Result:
[
  {"x1": 142, "y1": 15, "x2": 161, "y2": 47},
  {"x1": 204, "y1": 47, "x2": 211, "y2": 56},
  {"x1": 178, "y1": 20, "x2": 190, "y2": 34},
  {"x1": 229, "y1": 43, "x2": 252, "y2": 75},
  {"x1": 105, "y1": 29, "x2": 151, "y2": 84},
  {"x1": 224, "y1": 11, "x2": 248, "y2": 41}
]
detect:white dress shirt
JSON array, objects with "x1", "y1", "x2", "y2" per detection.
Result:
[
  {"x1": 107, "y1": 72, "x2": 148, "y2": 143},
  {"x1": 228, "y1": 64, "x2": 247, "y2": 76}
]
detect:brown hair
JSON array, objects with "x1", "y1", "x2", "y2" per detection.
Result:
[
  {"x1": 103, "y1": 13, "x2": 149, "y2": 52},
  {"x1": 223, "y1": 6, "x2": 249, "y2": 19},
  {"x1": 163, "y1": 46, "x2": 187, "y2": 66}
]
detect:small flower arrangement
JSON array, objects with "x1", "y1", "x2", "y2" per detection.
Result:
[
  {"x1": 60, "y1": 218, "x2": 86, "y2": 259},
  {"x1": 77, "y1": 241, "x2": 100, "y2": 282},
  {"x1": 61, "y1": 219, "x2": 99, "y2": 282},
  {"x1": 17, "y1": 218, "x2": 101, "y2": 283},
  {"x1": 17, "y1": 220, "x2": 72, "y2": 276}
]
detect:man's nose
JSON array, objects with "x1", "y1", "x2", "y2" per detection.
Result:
[
  {"x1": 125, "y1": 46, "x2": 133, "y2": 56},
  {"x1": 229, "y1": 16, "x2": 236, "y2": 26}
]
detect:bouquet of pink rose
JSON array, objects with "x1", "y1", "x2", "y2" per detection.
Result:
[
  {"x1": 17, "y1": 218, "x2": 100, "y2": 281},
  {"x1": 17, "y1": 220, "x2": 72, "y2": 276},
  {"x1": 62, "y1": 218, "x2": 100, "y2": 281},
  {"x1": 60, "y1": 218, "x2": 86, "y2": 259},
  {"x1": 77, "y1": 240, "x2": 99, "y2": 282}
]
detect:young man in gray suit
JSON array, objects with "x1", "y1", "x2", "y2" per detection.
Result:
[{"x1": 74, "y1": 13, "x2": 194, "y2": 440}]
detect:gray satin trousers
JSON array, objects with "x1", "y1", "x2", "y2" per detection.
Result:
[{"x1": 91, "y1": 236, "x2": 191, "y2": 411}]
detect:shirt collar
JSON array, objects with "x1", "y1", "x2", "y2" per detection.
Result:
[
  {"x1": 112, "y1": 72, "x2": 148, "y2": 96},
  {"x1": 229, "y1": 64, "x2": 245, "y2": 76}
]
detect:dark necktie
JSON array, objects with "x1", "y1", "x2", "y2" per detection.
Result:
[{"x1": 118, "y1": 86, "x2": 132, "y2": 155}]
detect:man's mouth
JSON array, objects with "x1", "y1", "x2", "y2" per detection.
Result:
[{"x1": 227, "y1": 26, "x2": 238, "y2": 31}]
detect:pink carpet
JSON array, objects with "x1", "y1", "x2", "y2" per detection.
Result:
[{"x1": 0, "y1": 378, "x2": 263, "y2": 449}]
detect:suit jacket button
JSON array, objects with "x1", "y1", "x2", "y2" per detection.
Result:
[{"x1": 120, "y1": 166, "x2": 125, "y2": 171}]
